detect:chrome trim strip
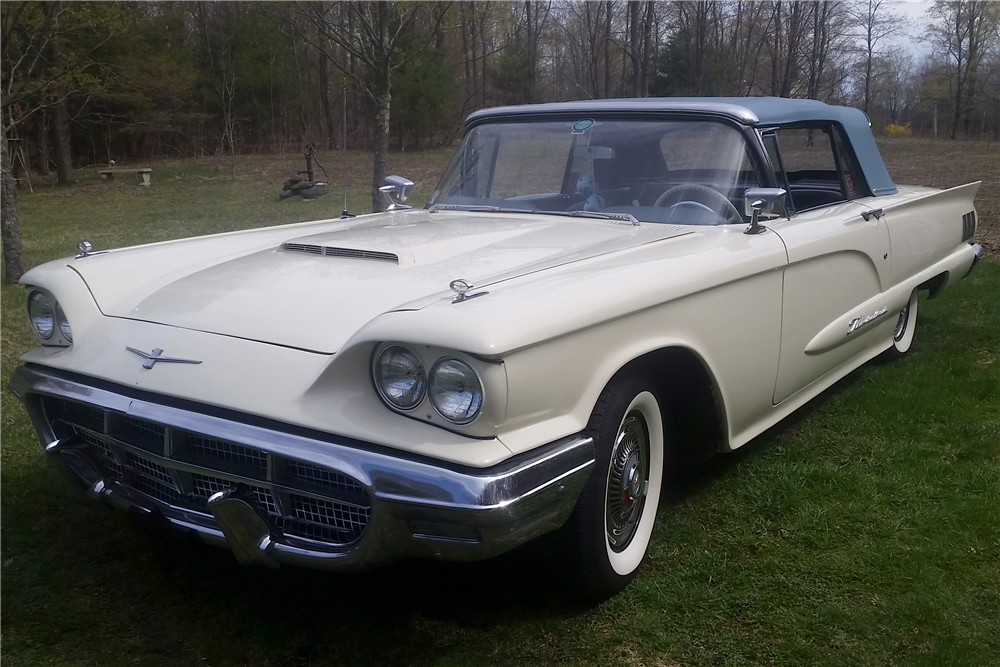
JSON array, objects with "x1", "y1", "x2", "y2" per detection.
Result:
[{"x1": 9, "y1": 364, "x2": 595, "y2": 569}]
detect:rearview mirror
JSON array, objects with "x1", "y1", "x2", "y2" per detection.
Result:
[{"x1": 573, "y1": 145, "x2": 614, "y2": 160}]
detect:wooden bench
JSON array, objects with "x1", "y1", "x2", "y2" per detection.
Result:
[{"x1": 100, "y1": 168, "x2": 152, "y2": 186}]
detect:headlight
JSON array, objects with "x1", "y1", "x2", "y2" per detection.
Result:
[
  {"x1": 373, "y1": 345, "x2": 426, "y2": 410},
  {"x1": 56, "y1": 303, "x2": 73, "y2": 342},
  {"x1": 27, "y1": 291, "x2": 55, "y2": 340},
  {"x1": 429, "y1": 358, "x2": 483, "y2": 424}
]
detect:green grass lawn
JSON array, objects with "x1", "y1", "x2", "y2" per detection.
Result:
[{"x1": 2, "y1": 148, "x2": 999, "y2": 667}]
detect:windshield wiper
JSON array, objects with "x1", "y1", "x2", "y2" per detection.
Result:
[
  {"x1": 429, "y1": 203, "x2": 640, "y2": 226},
  {"x1": 541, "y1": 209, "x2": 640, "y2": 226},
  {"x1": 428, "y1": 203, "x2": 532, "y2": 214}
]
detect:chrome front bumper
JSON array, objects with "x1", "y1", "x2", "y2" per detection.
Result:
[{"x1": 9, "y1": 364, "x2": 595, "y2": 570}]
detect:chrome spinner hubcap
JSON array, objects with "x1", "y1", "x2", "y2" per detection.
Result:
[{"x1": 606, "y1": 411, "x2": 649, "y2": 552}]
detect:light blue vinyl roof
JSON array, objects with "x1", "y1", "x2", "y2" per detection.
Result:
[{"x1": 468, "y1": 97, "x2": 897, "y2": 196}]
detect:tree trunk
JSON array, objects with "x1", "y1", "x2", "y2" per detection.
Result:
[
  {"x1": 319, "y1": 52, "x2": 334, "y2": 149},
  {"x1": 1, "y1": 131, "x2": 29, "y2": 283},
  {"x1": 36, "y1": 108, "x2": 50, "y2": 175},
  {"x1": 47, "y1": 26, "x2": 75, "y2": 185},
  {"x1": 640, "y1": 1, "x2": 654, "y2": 97},
  {"x1": 371, "y1": 75, "x2": 391, "y2": 212},
  {"x1": 51, "y1": 97, "x2": 74, "y2": 185},
  {"x1": 526, "y1": 1, "x2": 535, "y2": 103},
  {"x1": 604, "y1": 1, "x2": 612, "y2": 98}
]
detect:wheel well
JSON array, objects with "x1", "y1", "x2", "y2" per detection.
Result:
[
  {"x1": 617, "y1": 348, "x2": 724, "y2": 469},
  {"x1": 919, "y1": 272, "x2": 948, "y2": 299}
]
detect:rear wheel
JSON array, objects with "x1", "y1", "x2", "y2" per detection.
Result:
[
  {"x1": 559, "y1": 376, "x2": 664, "y2": 601},
  {"x1": 886, "y1": 289, "x2": 919, "y2": 358}
]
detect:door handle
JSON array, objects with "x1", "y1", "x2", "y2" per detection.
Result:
[{"x1": 861, "y1": 208, "x2": 883, "y2": 221}]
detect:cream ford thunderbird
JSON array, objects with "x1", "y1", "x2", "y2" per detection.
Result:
[{"x1": 10, "y1": 98, "x2": 984, "y2": 600}]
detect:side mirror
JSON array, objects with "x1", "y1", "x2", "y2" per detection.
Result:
[
  {"x1": 380, "y1": 175, "x2": 414, "y2": 211},
  {"x1": 743, "y1": 187, "x2": 787, "y2": 235}
]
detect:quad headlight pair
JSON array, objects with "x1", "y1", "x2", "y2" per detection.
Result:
[
  {"x1": 372, "y1": 345, "x2": 483, "y2": 424},
  {"x1": 27, "y1": 290, "x2": 73, "y2": 345}
]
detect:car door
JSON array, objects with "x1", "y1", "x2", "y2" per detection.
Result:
[{"x1": 765, "y1": 125, "x2": 892, "y2": 405}]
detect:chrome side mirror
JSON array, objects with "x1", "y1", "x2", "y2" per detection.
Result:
[
  {"x1": 743, "y1": 187, "x2": 787, "y2": 235},
  {"x1": 380, "y1": 175, "x2": 414, "y2": 211}
]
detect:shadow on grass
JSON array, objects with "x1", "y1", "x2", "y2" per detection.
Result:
[{"x1": 666, "y1": 365, "x2": 867, "y2": 504}]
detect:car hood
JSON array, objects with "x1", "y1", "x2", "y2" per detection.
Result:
[{"x1": 75, "y1": 211, "x2": 692, "y2": 353}]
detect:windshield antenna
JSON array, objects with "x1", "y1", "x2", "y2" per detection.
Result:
[{"x1": 340, "y1": 82, "x2": 354, "y2": 219}]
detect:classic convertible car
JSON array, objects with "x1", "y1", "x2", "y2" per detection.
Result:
[{"x1": 10, "y1": 98, "x2": 984, "y2": 600}]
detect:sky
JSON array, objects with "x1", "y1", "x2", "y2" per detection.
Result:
[{"x1": 890, "y1": 1, "x2": 934, "y2": 59}]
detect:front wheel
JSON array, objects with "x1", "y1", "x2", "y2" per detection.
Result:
[{"x1": 559, "y1": 376, "x2": 665, "y2": 601}]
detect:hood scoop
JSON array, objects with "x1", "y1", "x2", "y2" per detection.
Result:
[{"x1": 282, "y1": 242, "x2": 399, "y2": 264}]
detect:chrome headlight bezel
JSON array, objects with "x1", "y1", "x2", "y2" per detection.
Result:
[
  {"x1": 428, "y1": 357, "x2": 484, "y2": 425},
  {"x1": 370, "y1": 342, "x2": 501, "y2": 433},
  {"x1": 26, "y1": 288, "x2": 73, "y2": 347},
  {"x1": 371, "y1": 344, "x2": 427, "y2": 411},
  {"x1": 27, "y1": 290, "x2": 55, "y2": 340},
  {"x1": 56, "y1": 302, "x2": 73, "y2": 342}
]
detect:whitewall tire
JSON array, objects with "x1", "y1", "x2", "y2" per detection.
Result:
[
  {"x1": 887, "y1": 288, "x2": 919, "y2": 358},
  {"x1": 558, "y1": 375, "x2": 665, "y2": 601}
]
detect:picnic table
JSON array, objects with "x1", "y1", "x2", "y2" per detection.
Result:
[{"x1": 100, "y1": 168, "x2": 152, "y2": 186}]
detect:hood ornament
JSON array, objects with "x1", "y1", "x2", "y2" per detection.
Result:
[
  {"x1": 449, "y1": 279, "x2": 488, "y2": 304},
  {"x1": 126, "y1": 347, "x2": 203, "y2": 369}
]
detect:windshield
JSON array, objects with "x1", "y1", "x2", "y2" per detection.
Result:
[{"x1": 428, "y1": 118, "x2": 760, "y2": 225}]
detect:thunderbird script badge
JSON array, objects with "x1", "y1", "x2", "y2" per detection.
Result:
[{"x1": 126, "y1": 347, "x2": 202, "y2": 369}]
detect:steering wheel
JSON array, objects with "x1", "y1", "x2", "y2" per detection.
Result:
[{"x1": 653, "y1": 184, "x2": 743, "y2": 225}]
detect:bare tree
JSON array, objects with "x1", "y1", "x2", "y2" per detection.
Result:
[
  {"x1": 925, "y1": 0, "x2": 998, "y2": 138},
  {"x1": 294, "y1": 2, "x2": 442, "y2": 212},
  {"x1": 849, "y1": 0, "x2": 907, "y2": 112}
]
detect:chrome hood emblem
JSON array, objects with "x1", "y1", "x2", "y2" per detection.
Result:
[{"x1": 126, "y1": 347, "x2": 203, "y2": 369}]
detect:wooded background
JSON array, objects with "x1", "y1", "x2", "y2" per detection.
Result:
[
  {"x1": 5, "y1": 1, "x2": 1000, "y2": 163},
  {"x1": 2, "y1": 1, "x2": 999, "y2": 280}
]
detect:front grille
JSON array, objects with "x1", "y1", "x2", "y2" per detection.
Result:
[
  {"x1": 283, "y1": 459, "x2": 366, "y2": 501},
  {"x1": 124, "y1": 451, "x2": 176, "y2": 487},
  {"x1": 43, "y1": 397, "x2": 370, "y2": 548},
  {"x1": 45, "y1": 397, "x2": 105, "y2": 432},
  {"x1": 78, "y1": 430, "x2": 123, "y2": 478},
  {"x1": 180, "y1": 433, "x2": 269, "y2": 477},
  {"x1": 279, "y1": 494, "x2": 370, "y2": 544},
  {"x1": 126, "y1": 469, "x2": 182, "y2": 504},
  {"x1": 110, "y1": 415, "x2": 165, "y2": 452},
  {"x1": 191, "y1": 474, "x2": 278, "y2": 515}
]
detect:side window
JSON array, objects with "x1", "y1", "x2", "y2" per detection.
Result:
[
  {"x1": 773, "y1": 126, "x2": 845, "y2": 212},
  {"x1": 762, "y1": 132, "x2": 787, "y2": 189},
  {"x1": 832, "y1": 128, "x2": 870, "y2": 199}
]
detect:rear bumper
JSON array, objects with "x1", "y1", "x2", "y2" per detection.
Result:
[
  {"x1": 967, "y1": 243, "x2": 984, "y2": 277},
  {"x1": 9, "y1": 364, "x2": 594, "y2": 570}
]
